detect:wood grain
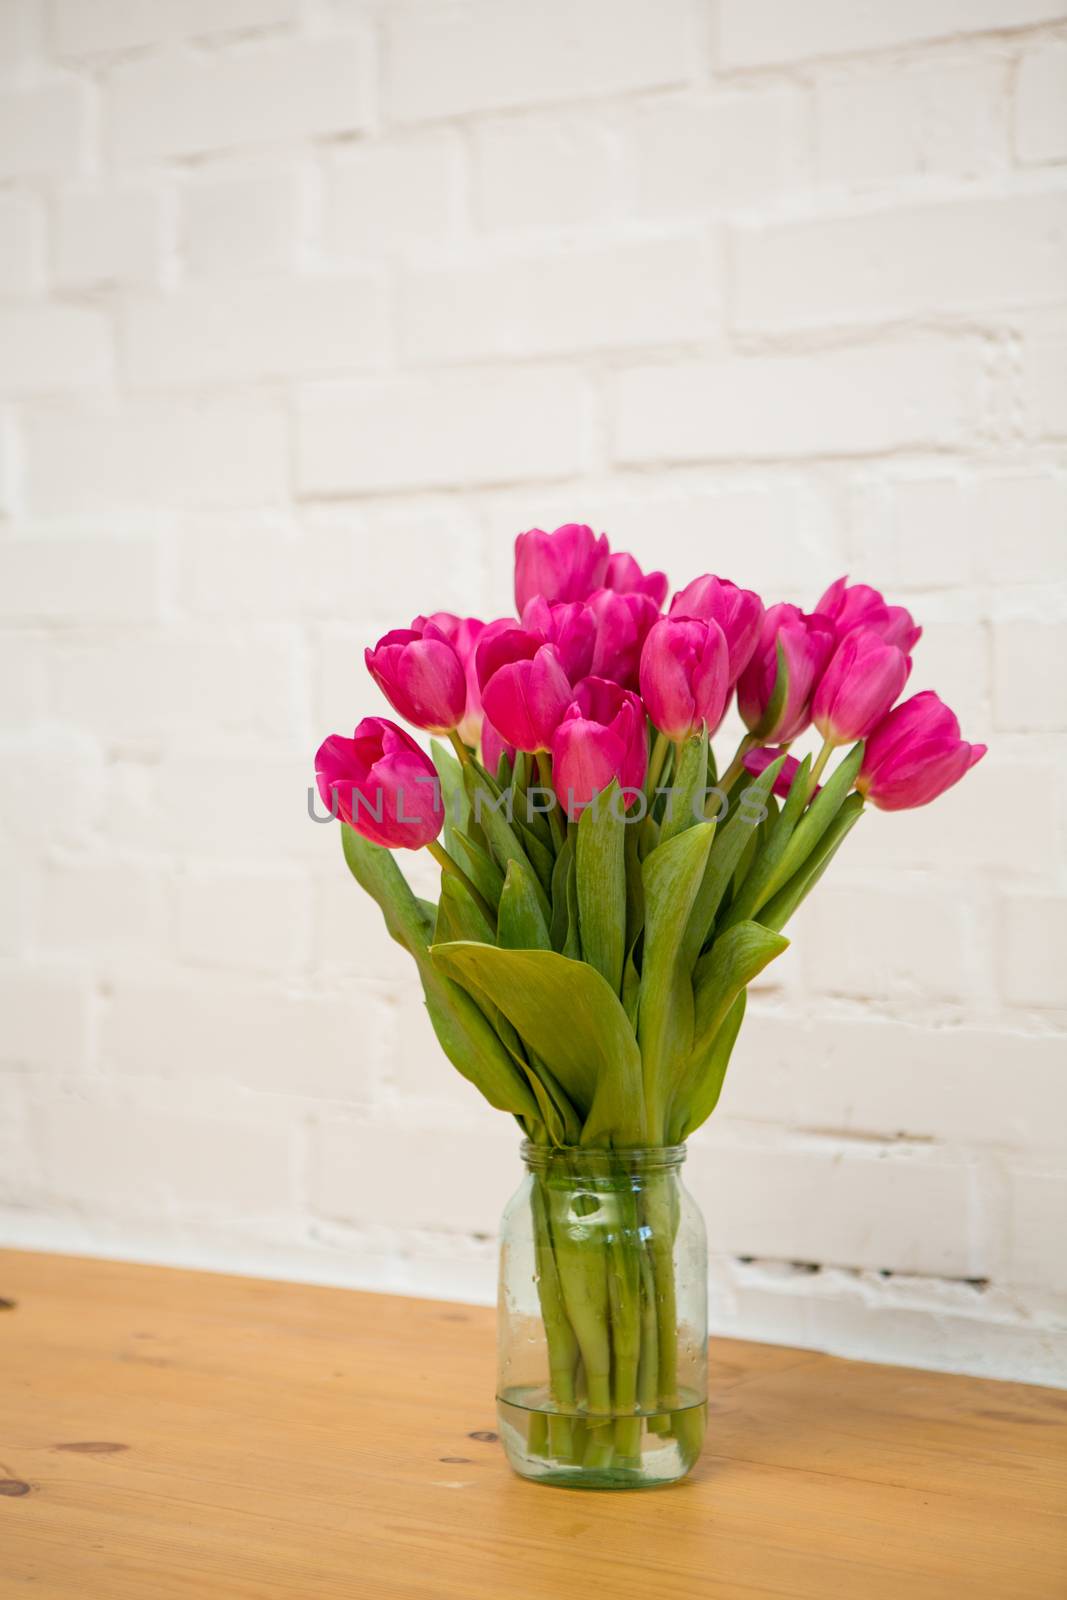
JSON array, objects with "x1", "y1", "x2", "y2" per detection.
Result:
[{"x1": 1, "y1": 1249, "x2": 1064, "y2": 1599}]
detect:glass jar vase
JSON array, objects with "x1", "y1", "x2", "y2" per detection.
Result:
[{"x1": 496, "y1": 1142, "x2": 707, "y2": 1489}]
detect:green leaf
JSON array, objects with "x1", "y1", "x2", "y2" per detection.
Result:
[
  {"x1": 659, "y1": 727, "x2": 709, "y2": 845},
  {"x1": 549, "y1": 831, "x2": 575, "y2": 954},
  {"x1": 498, "y1": 857, "x2": 552, "y2": 951},
  {"x1": 720, "y1": 754, "x2": 812, "y2": 931},
  {"x1": 689, "y1": 755, "x2": 785, "y2": 953},
  {"x1": 671, "y1": 992, "x2": 747, "y2": 1142},
  {"x1": 463, "y1": 763, "x2": 553, "y2": 912},
  {"x1": 341, "y1": 826, "x2": 540, "y2": 1124},
  {"x1": 431, "y1": 738, "x2": 468, "y2": 855},
  {"x1": 770, "y1": 741, "x2": 864, "y2": 895},
  {"x1": 761, "y1": 793, "x2": 864, "y2": 932},
  {"x1": 452, "y1": 829, "x2": 505, "y2": 913},
  {"x1": 576, "y1": 782, "x2": 627, "y2": 995},
  {"x1": 430, "y1": 943, "x2": 646, "y2": 1147},
  {"x1": 668, "y1": 921, "x2": 787, "y2": 1140},
  {"x1": 434, "y1": 873, "x2": 496, "y2": 947},
  {"x1": 637, "y1": 821, "x2": 716, "y2": 1142}
]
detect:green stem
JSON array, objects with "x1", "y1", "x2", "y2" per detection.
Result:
[
  {"x1": 448, "y1": 728, "x2": 471, "y2": 768},
  {"x1": 530, "y1": 1175, "x2": 580, "y2": 1461},
  {"x1": 646, "y1": 729, "x2": 671, "y2": 801},
  {"x1": 715, "y1": 733, "x2": 759, "y2": 804},
  {"x1": 425, "y1": 839, "x2": 496, "y2": 927},
  {"x1": 808, "y1": 736, "x2": 835, "y2": 799},
  {"x1": 536, "y1": 751, "x2": 566, "y2": 853}
]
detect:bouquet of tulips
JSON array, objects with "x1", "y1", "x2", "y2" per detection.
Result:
[{"x1": 314, "y1": 523, "x2": 985, "y2": 1471}]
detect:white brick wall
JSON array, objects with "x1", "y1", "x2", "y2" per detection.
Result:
[{"x1": 1, "y1": 0, "x2": 1064, "y2": 1387}]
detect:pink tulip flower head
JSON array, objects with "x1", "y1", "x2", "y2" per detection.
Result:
[
  {"x1": 602, "y1": 551, "x2": 669, "y2": 609},
  {"x1": 480, "y1": 717, "x2": 517, "y2": 778},
  {"x1": 551, "y1": 677, "x2": 648, "y2": 820},
  {"x1": 587, "y1": 587, "x2": 660, "y2": 689},
  {"x1": 514, "y1": 523, "x2": 610, "y2": 611},
  {"x1": 365, "y1": 619, "x2": 467, "y2": 735},
  {"x1": 857, "y1": 691, "x2": 987, "y2": 811},
  {"x1": 737, "y1": 604, "x2": 837, "y2": 743},
  {"x1": 816, "y1": 576, "x2": 922, "y2": 654},
  {"x1": 639, "y1": 616, "x2": 731, "y2": 741},
  {"x1": 315, "y1": 717, "x2": 444, "y2": 850},
  {"x1": 812, "y1": 626, "x2": 912, "y2": 747},
  {"x1": 413, "y1": 611, "x2": 487, "y2": 747},
  {"x1": 670, "y1": 575, "x2": 765, "y2": 682},
  {"x1": 521, "y1": 595, "x2": 597, "y2": 684},
  {"x1": 476, "y1": 627, "x2": 574, "y2": 754}
]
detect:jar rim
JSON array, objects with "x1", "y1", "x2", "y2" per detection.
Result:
[{"x1": 520, "y1": 1139, "x2": 686, "y2": 1173}]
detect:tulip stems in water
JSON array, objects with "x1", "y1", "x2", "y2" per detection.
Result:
[
  {"x1": 425, "y1": 838, "x2": 496, "y2": 927},
  {"x1": 448, "y1": 729, "x2": 472, "y2": 769}
]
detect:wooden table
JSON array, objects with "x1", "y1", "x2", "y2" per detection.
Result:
[{"x1": 2, "y1": 1250, "x2": 1064, "y2": 1598}]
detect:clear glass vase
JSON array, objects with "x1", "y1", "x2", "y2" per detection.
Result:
[{"x1": 496, "y1": 1142, "x2": 707, "y2": 1490}]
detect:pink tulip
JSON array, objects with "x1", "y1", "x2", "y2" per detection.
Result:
[
  {"x1": 816, "y1": 575, "x2": 922, "y2": 654},
  {"x1": 365, "y1": 619, "x2": 467, "y2": 735},
  {"x1": 670, "y1": 575, "x2": 765, "y2": 681},
  {"x1": 737, "y1": 604, "x2": 837, "y2": 743},
  {"x1": 521, "y1": 596, "x2": 597, "y2": 683},
  {"x1": 587, "y1": 587, "x2": 660, "y2": 689},
  {"x1": 481, "y1": 717, "x2": 516, "y2": 776},
  {"x1": 857, "y1": 690, "x2": 987, "y2": 811},
  {"x1": 551, "y1": 677, "x2": 648, "y2": 820},
  {"x1": 476, "y1": 628, "x2": 574, "y2": 754},
  {"x1": 603, "y1": 551, "x2": 669, "y2": 609},
  {"x1": 639, "y1": 616, "x2": 731, "y2": 741},
  {"x1": 812, "y1": 627, "x2": 912, "y2": 746},
  {"x1": 414, "y1": 611, "x2": 489, "y2": 747},
  {"x1": 514, "y1": 523, "x2": 610, "y2": 611},
  {"x1": 315, "y1": 717, "x2": 443, "y2": 850},
  {"x1": 742, "y1": 747, "x2": 816, "y2": 800}
]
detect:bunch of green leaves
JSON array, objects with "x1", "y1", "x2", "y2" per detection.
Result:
[{"x1": 340, "y1": 735, "x2": 864, "y2": 1149}]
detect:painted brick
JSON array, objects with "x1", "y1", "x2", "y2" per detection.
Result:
[
  {"x1": 386, "y1": 0, "x2": 696, "y2": 123},
  {"x1": 21, "y1": 395, "x2": 290, "y2": 515},
  {"x1": 613, "y1": 342, "x2": 978, "y2": 463},
  {"x1": 54, "y1": 184, "x2": 162, "y2": 288},
  {"x1": 732, "y1": 193, "x2": 1067, "y2": 330},
  {"x1": 718, "y1": 0, "x2": 1067, "y2": 69},
  {"x1": 182, "y1": 165, "x2": 305, "y2": 277},
  {"x1": 0, "y1": 537, "x2": 161, "y2": 623},
  {"x1": 402, "y1": 238, "x2": 719, "y2": 365},
  {"x1": 472, "y1": 115, "x2": 619, "y2": 232},
  {"x1": 1016, "y1": 42, "x2": 1067, "y2": 165},
  {"x1": 0, "y1": 965, "x2": 91, "y2": 1071},
  {"x1": 800, "y1": 883, "x2": 975, "y2": 1004},
  {"x1": 175, "y1": 868, "x2": 309, "y2": 973},
  {"x1": 0, "y1": 190, "x2": 45, "y2": 293},
  {"x1": 1022, "y1": 322, "x2": 1067, "y2": 437},
  {"x1": 328, "y1": 135, "x2": 464, "y2": 256},
  {"x1": 36, "y1": 860, "x2": 167, "y2": 960},
  {"x1": 1000, "y1": 894, "x2": 1067, "y2": 1009},
  {"x1": 1005, "y1": 1166, "x2": 1067, "y2": 1291},
  {"x1": 0, "y1": 304, "x2": 112, "y2": 393},
  {"x1": 623, "y1": 89, "x2": 806, "y2": 217},
  {"x1": 297, "y1": 367, "x2": 591, "y2": 494},
  {"x1": 0, "y1": 82, "x2": 88, "y2": 179},
  {"x1": 50, "y1": 0, "x2": 168, "y2": 55},
  {"x1": 123, "y1": 273, "x2": 389, "y2": 386},
  {"x1": 993, "y1": 620, "x2": 1067, "y2": 730},
  {"x1": 107, "y1": 38, "x2": 371, "y2": 165}
]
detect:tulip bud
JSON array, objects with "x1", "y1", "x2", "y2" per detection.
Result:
[
  {"x1": 816, "y1": 575, "x2": 921, "y2": 654},
  {"x1": 669, "y1": 575, "x2": 765, "y2": 681},
  {"x1": 737, "y1": 604, "x2": 837, "y2": 743},
  {"x1": 365, "y1": 620, "x2": 467, "y2": 735},
  {"x1": 413, "y1": 612, "x2": 487, "y2": 747},
  {"x1": 551, "y1": 677, "x2": 648, "y2": 820},
  {"x1": 314, "y1": 717, "x2": 444, "y2": 850},
  {"x1": 639, "y1": 616, "x2": 731, "y2": 741},
  {"x1": 587, "y1": 587, "x2": 659, "y2": 689},
  {"x1": 477, "y1": 628, "x2": 574, "y2": 754},
  {"x1": 514, "y1": 523, "x2": 610, "y2": 611},
  {"x1": 602, "y1": 551, "x2": 669, "y2": 609},
  {"x1": 521, "y1": 596, "x2": 597, "y2": 683},
  {"x1": 857, "y1": 690, "x2": 987, "y2": 811},
  {"x1": 812, "y1": 627, "x2": 911, "y2": 747}
]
